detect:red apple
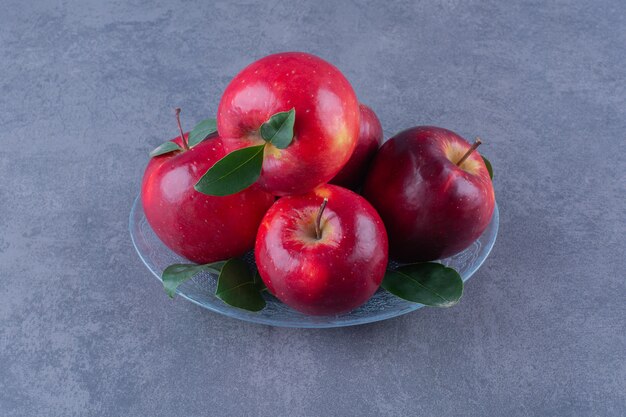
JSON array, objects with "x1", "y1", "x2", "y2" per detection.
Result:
[
  {"x1": 255, "y1": 184, "x2": 388, "y2": 315},
  {"x1": 363, "y1": 126, "x2": 495, "y2": 262},
  {"x1": 217, "y1": 52, "x2": 360, "y2": 196},
  {"x1": 330, "y1": 103, "x2": 383, "y2": 189},
  {"x1": 141, "y1": 133, "x2": 274, "y2": 264}
]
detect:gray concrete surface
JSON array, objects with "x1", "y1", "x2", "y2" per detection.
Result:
[{"x1": 1, "y1": 0, "x2": 624, "y2": 416}]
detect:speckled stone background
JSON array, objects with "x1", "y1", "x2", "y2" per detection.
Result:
[{"x1": 1, "y1": 0, "x2": 624, "y2": 416}]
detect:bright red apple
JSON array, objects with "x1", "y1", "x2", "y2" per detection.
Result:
[
  {"x1": 330, "y1": 103, "x2": 383, "y2": 189},
  {"x1": 363, "y1": 126, "x2": 495, "y2": 262},
  {"x1": 217, "y1": 52, "x2": 360, "y2": 196},
  {"x1": 255, "y1": 184, "x2": 388, "y2": 315},
  {"x1": 141, "y1": 132, "x2": 274, "y2": 264}
]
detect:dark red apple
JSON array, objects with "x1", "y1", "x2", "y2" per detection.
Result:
[
  {"x1": 255, "y1": 184, "x2": 388, "y2": 315},
  {"x1": 330, "y1": 103, "x2": 383, "y2": 189},
  {"x1": 141, "y1": 133, "x2": 274, "y2": 264},
  {"x1": 363, "y1": 126, "x2": 495, "y2": 262},
  {"x1": 217, "y1": 52, "x2": 360, "y2": 196}
]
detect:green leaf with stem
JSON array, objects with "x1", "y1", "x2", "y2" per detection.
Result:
[
  {"x1": 194, "y1": 144, "x2": 265, "y2": 196},
  {"x1": 188, "y1": 118, "x2": 217, "y2": 147},
  {"x1": 216, "y1": 259, "x2": 266, "y2": 311},
  {"x1": 260, "y1": 108, "x2": 296, "y2": 149},
  {"x1": 382, "y1": 263, "x2": 463, "y2": 307},
  {"x1": 149, "y1": 141, "x2": 183, "y2": 158}
]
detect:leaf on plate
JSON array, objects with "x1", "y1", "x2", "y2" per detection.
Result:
[
  {"x1": 260, "y1": 108, "x2": 296, "y2": 149},
  {"x1": 482, "y1": 156, "x2": 493, "y2": 180},
  {"x1": 215, "y1": 258, "x2": 266, "y2": 312},
  {"x1": 382, "y1": 263, "x2": 463, "y2": 307},
  {"x1": 149, "y1": 141, "x2": 183, "y2": 158},
  {"x1": 161, "y1": 262, "x2": 224, "y2": 298},
  {"x1": 188, "y1": 118, "x2": 217, "y2": 147},
  {"x1": 194, "y1": 144, "x2": 265, "y2": 196}
]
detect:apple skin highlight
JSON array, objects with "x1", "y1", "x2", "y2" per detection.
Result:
[
  {"x1": 255, "y1": 184, "x2": 388, "y2": 316},
  {"x1": 217, "y1": 52, "x2": 360, "y2": 196},
  {"x1": 363, "y1": 126, "x2": 495, "y2": 262},
  {"x1": 141, "y1": 133, "x2": 275, "y2": 264}
]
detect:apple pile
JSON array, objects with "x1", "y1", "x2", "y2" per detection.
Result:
[{"x1": 141, "y1": 52, "x2": 495, "y2": 316}]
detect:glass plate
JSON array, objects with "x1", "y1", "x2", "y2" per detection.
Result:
[{"x1": 130, "y1": 195, "x2": 499, "y2": 328}]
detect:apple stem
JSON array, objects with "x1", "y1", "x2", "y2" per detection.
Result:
[
  {"x1": 456, "y1": 137, "x2": 482, "y2": 166},
  {"x1": 315, "y1": 198, "x2": 329, "y2": 240},
  {"x1": 175, "y1": 108, "x2": 189, "y2": 150}
]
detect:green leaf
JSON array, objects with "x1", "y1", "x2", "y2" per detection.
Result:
[
  {"x1": 161, "y1": 262, "x2": 223, "y2": 298},
  {"x1": 482, "y1": 156, "x2": 493, "y2": 179},
  {"x1": 149, "y1": 141, "x2": 183, "y2": 157},
  {"x1": 253, "y1": 270, "x2": 267, "y2": 292},
  {"x1": 260, "y1": 108, "x2": 296, "y2": 149},
  {"x1": 216, "y1": 258, "x2": 266, "y2": 312},
  {"x1": 188, "y1": 118, "x2": 217, "y2": 147},
  {"x1": 194, "y1": 144, "x2": 265, "y2": 196},
  {"x1": 382, "y1": 263, "x2": 463, "y2": 307}
]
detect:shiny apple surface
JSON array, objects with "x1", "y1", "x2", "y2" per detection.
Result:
[
  {"x1": 218, "y1": 52, "x2": 360, "y2": 196},
  {"x1": 141, "y1": 135, "x2": 274, "y2": 264},
  {"x1": 363, "y1": 126, "x2": 495, "y2": 262},
  {"x1": 255, "y1": 185, "x2": 388, "y2": 316}
]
